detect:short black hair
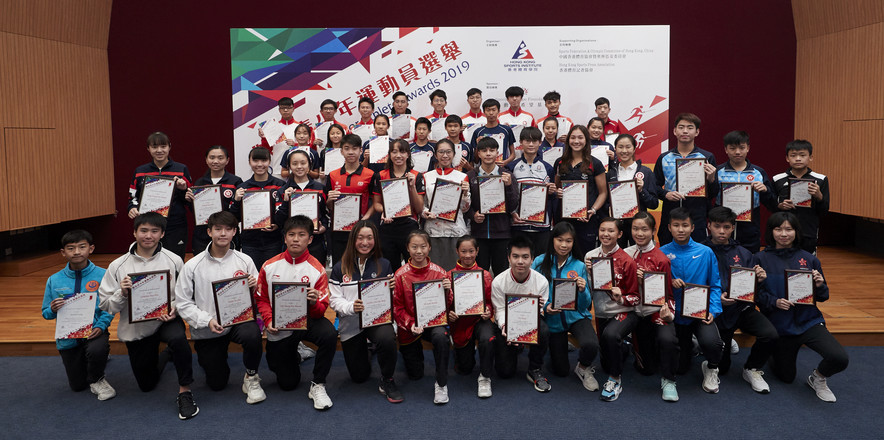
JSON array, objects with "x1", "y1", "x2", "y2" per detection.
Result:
[
  {"x1": 248, "y1": 146, "x2": 271, "y2": 161},
  {"x1": 786, "y1": 139, "x2": 813, "y2": 155},
  {"x1": 392, "y1": 91, "x2": 408, "y2": 101},
  {"x1": 632, "y1": 211, "x2": 656, "y2": 232},
  {"x1": 707, "y1": 206, "x2": 736, "y2": 225},
  {"x1": 613, "y1": 133, "x2": 636, "y2": 148},
  {"x1": 504, "y1": 86, "x2": 524, "y2": 98},
  {"x1": 342, "y1": 134, "x2": 362, "y2": 148},
  {"x1": 278, "y1": 97, "x2": 294, "y2": 106},
  {"x1": 543, "y1": 90, "x2": 561, "y2": 102},
  {"x1": 482, "y1": 98, "x2": 500, "y2": 111},
  {"x1": 674, "y1": 112, "x2": 701, "y2": 129},
  {"x1": 520, "y1": 126, "x2": 542, "y2": 142},
  {"x1": 414, "y1": 117, "x2": 432, "y2": 130},
  {"x1": 476, "y1": 136, "x2": 498, "y2": 152},
  {"x1": 283, "y1": 215, "x2": 314, "y2": 235},
  {"x1": 466, "y1": 88, "x2": 482, "y2": 98},
  {"x1": 594, "y1": 97, "x2": 610, "y2": 107},
  {"x1": 765, "y1": 211, "x2": 803, "y2": 249},
  {"x1": 133, "y1": 212, "x2": 167, "y2": 232},
  {"x1": 445, "y1": 114, "x2": 463, "y2": 126},
  {"x1": 456, "y1": 235, "x2": 478, "y2": 249},
  {"x1": 358, "y1": 96, "x2": 375, "y2": 109},
  {"x1": 320, "y1": 99, "x2": 338, "y2": 110},
  {"x1": 205, "y1": 145, "x2": 229, "y2": 158},
  {"x1": 541, "y1": 116, "x2": 559, "y2": 128},
  {"x1": 146, "y1": 131, "x2": 170, "y2": 147},
  {"x1": 507, "y1": 235, "x2": 534, "y2": 258},
  {"x1": 668, "y1": 207, "x2": 692, "y2": 223},
  {"x1": 599, "y1": 217, "x2": 621, "y2": 231},
  {"x1": 723, "y1": 130, "x2": 750, "y2": 146},
  {"x1": 429, "y1": 89, "x2": 447, "y2": 101},
  {"x1": 61, "y1": 230, "x2": 93, "y2": 247},
  {"x1": 207, "y1": 211, "x2": 238, "y2": 229}
]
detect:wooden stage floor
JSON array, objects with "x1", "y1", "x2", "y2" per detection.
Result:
[{"x1": 1, "y1": 247, "x2": 882, "y2": 356}]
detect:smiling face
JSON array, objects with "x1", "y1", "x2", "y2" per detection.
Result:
[
  {"x1": 206, "y1": 148, "x2": 229, "y2": 173},
  {"x1": 390, "y1": 143, "x2": 409, "y2": 168},
  {"x1": 568, "y1": 130, "x2": 586, "y2": 153},
  {"x1": 631, "y1": 218, "x2": 654, "y2": 247},
  {"x1": 295, "y1": 126, "x2": 311, "y2": 146},
  {"x1": 615, "y1": 137, "x2": 636, "y2": 164},
  {"x1": 249, "y1": 157, "x2": 270, "y2": 176},
  {"x1": 773, "y1": 221, "x2": 797, "y2": 248},
  {"x1": 407, "y1": 235, "x2": 430, "y2": 265},
  {"x1": 431, "y1": 96, "x2": 447, "y2": 114},
  {"x1": 288, "y1": 152, "x2": 310, "y2": 179},
  {"x1": 508, "y1": 245, "x2": 533, "y2": 279},
  {"x1": 457, "y1": 240, "x2": 478, "y2": 267},
  {"x1": 598, "y1": 221, "x2": 622, "y2": 247},
  {"x1": 545, "y1": 99, "x2": 560, "y2": 115},
  {"x1": 354, "y1": 226, "x2": 375, "y2": 258},
  {"x1": 148, "y1": 143, "x2": 170, "y2": 164},
  {"x1": 588, "y1": 120, "x2": 604, "y2": 141},
  {"x1": 435, "y1": 143, "x2": 455, "y2": 168},
  {"x1": 134, "y1": 223, "x2": 164, "y2": 253}
]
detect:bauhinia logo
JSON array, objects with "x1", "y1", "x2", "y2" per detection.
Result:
[{"x1": 512, "y1": 41, "x2": 534, "y2": 59}]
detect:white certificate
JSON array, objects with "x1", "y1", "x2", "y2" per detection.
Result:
[
  {"x1": 368, "y1": 135, "x2": 391, "y2": 163},
  {"x1": 489, "y1": 133, "x2": 507, "y2": 161},
  {"x1": 192, "y1": 185, "x2": 223, "y2": 226},
  {"x1": 786, "y1": 270, "x2": 814, "y2": 305},
  {"x1": 728, "y1": 267, "x2": 756, "y2": 303},
  {"x1": 789, "y1": 178, "x2": 813, "y2": 208},
  {"x1": 507, "y1": 124, "x2": 526, "y2": 146},
  {"x1": 463, "y1": 123, "x2": 481, "y2": 143},
  {"x1": 430, "y1": 118, "x2": 448, "y2": 141},
  {"x1": 350, "y1": 124, "x2": 375, "y2": 143},
  {"x1": 412, "y1": 150, "x2": 433, "y2": 173},
  {"x1": 642, "y1": 271, "x2": 667, "y2": 306},
  {"x1": 261, "y1": 120, "x2": 287, "y2": 146},
  {"x1": 681, "y1": 284, "x2": 710, "y2": 320},
  {"x1": 359, "y1": 277, "x2": 393, "y2": 328},
  {"x1": 381, "y1": 178, "x2": 412, "y2": 219},
  {"x1": 140, "y1": 175, "x2": 176, "y2": 217},
  {"x1": 590, "y1": 257, "x2": 615, "y2": 291},
  {"x1": 478, "y1": 175, "x2": 506, "y2": 214},
  {"x1": 241, "y1": 190, "x2": 272, "y2": 230},
  {"x1": 332, "y1": 193, "x2": 361, "y2": 232},
  {"x1": 505, "y1": 294, "x2": 539, "y2": 345},
  {"x1": 452, "y1": 270, "x2": 485, "y2": 316},
  {"x1": 414, "y1": 279, "x2": 448, "y2": 328},
  {"x1": 591, "y1": 145, "x2": 611, "y2": 171},
  {"x1": 212, "y1": 276, "x2": 255, "y2": 327},
  {"x1": 429, "y1": 178, "x2": 463, "y2": 222},
  {"x1": 676, "y1": 158, "x2": 707, "y2": 197},
  {"x1": 289, "y1": 191, "x2": 320, "y2": 230},
  {"x1": 556, "y1": 117, "x2": 573, "y2": 139},
  {"x1": 272, "y1": 282, "x2": 309, "y2": 330},
  {"x1": 543, "y1": 145, "x2": 563, "y2": 165},
  {"x1": 561, "y1": 181, "x2": 588, "y2": 219},
  {"x1": 518, "y1": 183, "x2": 548, "y2": 224},
  {"x1": 129, "y1": 270, "x2": 171, "y2": 323},
  {"x1": 390, "y1": 114, "x2": 413, "y2": 140},
  {"x1": 55, "y1": 293, "x2": 96, "y2": 340},
  {"x1": 322, "y1": 147, "x2": 346, "y2": 173},
  {"x1": 722, "y1": 182, "x2": 753, "y2": 222},
  {"x1": 552, "y1": 278, "x2": 578, "y2": 311},
  {"x1": 609, "y1": 180, "x2": 640, "y2": 219},
  {"x1": 314, "y1": 121, "x2": 332, "y2": 148}
]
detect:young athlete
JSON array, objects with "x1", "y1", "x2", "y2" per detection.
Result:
[
  {"x1": 554, "y1": 125, "x2": 608, "y2": 254},
  {"x1": 422, "y1": 139, "x2": 471, "y2": 271},
  {"x1": 410, "y1": 117, "x2": 437, "y2": 173},
  {"x1": 314, "y1": 99, "x2": 346, "y2": 149},
  {"x1": 391, "y1": 91, "x2": 412, "y2": 115},
  {"x1": 772, "y1": 140, "x2": 830, "y2": 254},
  {"x1": 325, "y1": 134, "x2": 375, "y2": 262},
  {"x1": 372, "y1": 139, "x2": 425, "y2": 272},
  {"x1": 319, "y1": 123, "x2": 347, "y2": 182},
  {"x1": 507, "y1": 126, "x2": 557, "y2": 259},
  {"x1": 350, "y1": 97, "x2": 376, "y2": 142},
  {"x1": 539, "y1": 117, "x2": 565, "y2": 165},
  {"x1": 498, "y1": 86, "x2": 536, "y2": 129},
  {"x1": 99, "y1": 213, "x2": 197, "y2": 419},
  {"x1": 756, "y1": 212, "x2": 848, "y2": 402},
  {"x1": 467, "y1": 137, "x2": 518, "y2": 275},
  {"x1": 229, "y1": 147, "x2": 285, "y2": 270},
  {"x1": 594, "y1": 97, "x2": 627, "y2": 141},
  {"x1": 361, "y1": 114, "x2": 392, "y2": 173},
  {"x1": 279, "y1": 123, "x2": 321, "y2": 180},
  {"x1": 427, "y1": 89, "x2": 449, "y2": 120},
  {"x1": 444, "y1": 114, "x2": 474, "y2": 171},
  {"x1": 329, "y1": 220, "x2": 403, "y2": 402},
  {"x1": 275, "y1": 149, "x2": 329, "y2": 266},
  {"x1": 607, "y1": 134, "x2": 659, "y2": 247},
  {"x1": 588, "y1": 117, "x2": 616, "y2": 171},
  {"x1": 470, "y1": 99, "x2": 517, "y2": 167},
  {"x1": 393, "y1": 230, "x2": 453, "y2": 404},
  {"x1": 257, "y1": 97, "x2": 300, "y2": 175},
  {"x1": 43, "y1": 230, "x2": 115, "y2": 400},
  {"x1": 187, "y1": 145, "x2": 243, "y2": 255},
  {"x1": 127, "y1": 131, "x2": 191, "y2": 259},
  {"x1": 461, "y1": 88, "x2": 487, "y2": 129},
  {"x1": 175, "y1": 211, "x2": 265, "y2": 404},
  {"x1": 539, "y1": 90, "x2": 573, "y2": 143}
]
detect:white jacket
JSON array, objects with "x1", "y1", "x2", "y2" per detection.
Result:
[
  {"x1": 490, "y1": 268, "x2": 548, "y2": 330},
  {"x1": 423, "y1": 168, "x2": 470, "y2": 237}
]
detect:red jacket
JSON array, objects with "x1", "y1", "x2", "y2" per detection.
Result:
[
  {"x1": 254, "y1": 251, "x2": 329, "y2": 330},
  {"x1": 393, "y1": 260, "x2": 449, "y2": 344},
  {"x1": 446, "y1": 261, "x2": 494, "y2": 347},
  {"x1": 628, "y1": 245, "x2": 675, "y2": 324}
]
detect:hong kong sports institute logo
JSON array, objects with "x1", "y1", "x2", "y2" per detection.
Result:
[
  {"x1": 504, "y1": 41, "x2": 541, "y2": 72},
  {"x1": 512, "y1": 41, "x2": 534, "y2": 59}
]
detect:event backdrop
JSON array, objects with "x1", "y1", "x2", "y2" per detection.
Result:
[{"x1": 230, "y1": 26, "x2": 670, "y2": 176}]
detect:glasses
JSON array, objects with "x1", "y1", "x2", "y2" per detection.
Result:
[{"x1": 436, "y1": 150, "x2": 454, "y2": 155}]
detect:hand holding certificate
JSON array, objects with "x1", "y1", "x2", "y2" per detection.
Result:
[
  {"x1": 785, "y1": 269, "x2": 814, "y2": 305},
  {"x1": 505, "y1": 294, "x2": 539, "y2": 344},
  {"x1": 192, "y1": 185, "x2": 223, "y2": 226},
  {"x1": 289, "y1": 192, "x2": 320, "y2": 230},
  {"x1": 552, "y1": 278, "x2": 578, "y2": 311},
  {"x1": 242, "y1": 190, "x2": 272, "y2": 230},
  {"x1": 381, "y1": 178, "x2": 412, "y2": 219},
  {"x1": 641, "y1": 271, "x2": 667, "y2": 306},
  {"x1": 590, "y1": 257, "x2": 614, "y2": 291},
  {"x1": 680, "y1": 283, "x2": 710, "y2": 320},
  {"x1": 128, "y1": 270, "x2": 171, "y2": 323},
  {"x1": 55, "y1": 293, "x2": 96, "y2": 339},
  {"x1": 722, "y1": 183, "x2": 753, "y2": 222},
  {"x1": 608, "y1": 180, "x2": 640, "y2": 219},
  {"x1": 272, "y1": 282, "x2": 309, "y2": 330},
  {"x1": 561, "y1": 181, "x2": 588, "y2": 219},
  {"x1": 543, "y1": 145, "x2": 563, "y2": 165},
  {"x1": 332, "y1": 193, "x2": 362, "y2": 231},
  {"x1": 477, "y1": 175, "x2": 506, "y2": 214},
  {"x1": 314, "y1": 121, "x2": 332, "y2": 148},
  {"x1": 429, "y1": 179, "x2": 463, "y2": 222},
  {"x1": 212, "y1": 276, "x2": 255, "y2": 328},
  {"x1": 368, "y1": 135, "x2": 391, "y2": 164},
  {"x1": 140, "y1": 175, "x2": 176, "y2": 217},
  {"x1": 789, "y1": 178, "x2": 813, "y2": 208},
  {"x1": 519, "y1": 183, "x2": 548, "y2": 224},
  {"x1": 676, "y1": 158, "x2": 706, "y2": 197},
  {"x1": 359, "y1": 277, "x2": 393, "y2": 328},
  {"x1": 728, "y1": 267, "x2": 756, "y2": 303},
  {"x1": 413, "y1": 279, "x2": 448, "y2": 328},
  {"x1": 451, "y1": 270, "x2": 485, "y2": 316}
]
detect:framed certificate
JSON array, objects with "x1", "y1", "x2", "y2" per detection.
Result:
[
  {"x1": 332, "y1": 193, "x2": 362, "y2": 232},
  {"x1": 192, "y1": 185, "x2": 223, "y2": 226},
  {"x1": 241, "y1": 190, "x2": 272, "y2": 230},
  {"x1": 380, "y1": 178, "x2": 412, "y2": 219},
  {"x1": 608, "y1": 180, "x2": 640, "y2": 219},
  {"x1": 430, "y1": 118, "x2": 447, "y2": 141},
  {"x1": 721, "y1": 182, "x2": 753, "y2": 222},
  {"x1": 518, "y1": 183, "x2": 548, "y2": 224},
  {"x1": 728, "y1": 266, "x2": 757, "y2": 303},
  {"x1": 390, "y1": 114, "x2": 412, "y2": 140},
  {"x1": 463, "y1": 123, "x2": 480, "y2": 144},
  {"x1": 322, "y1": 147, "x2": 345, "y2": 173},
  {"x1": 271, "y1": 282, "x2": 309, "y2": 330},
  {"x1": 543, "y1": 145, "x2": 563, "y2": 165},
  {"x1": 139, "y1": 175, "x2": 176, "y2": 217},
  {"x1": 412, "y1": 150, "x2": 433, "y2": 173},
  {"x1": 351, "y1": 124, "x2": 374, "y2": 142},
  {"x1": 55, "y1": 292, "x2": 96, "y2": 339},
  {"x1": 590, "y1": 257, "x2": 615, "y2": 291},
  {"x1": 451, "y1": 270, "x2": 485, "y2": 316},
  {"x1": 429, "y1": 178, "x2": 463, "y2": 223},
  {"x1": 477, "y1": 175, "x2": 506, "y2": 214},
  {"x1": 785, "y1": 269, "x2": 815, "y2": 305},
  {"x1": 358, "y1": 277, "x2": 393, "y2": 328},
  {"x1": 128, "y1": 270, "x2": 171, "y2": 323},
  {"x1": 789, "y1": 178, "x2": 814, "y2": 208},
  {"x1": 505, "y1": 294, "x2": 539, "y2": 345},
  {"x1": 675, "y1": 158, "x2": 706, "y2": 197},
  {"x1": 211, "y1": 275, "x2": 255, "y2": 328},
  {"x1": 556, "y1": 117, "x2": 573, "y2": 139},
  {"x1": 641, "y1": 271, "x2": 667, "y2": 307},
  {"x1": 413, "y1": 279, "x2": 448, "y2": 328},
  {"x1": 561, "y1": 180, "x2": 588, "y2": 219},
  {"x1": 552, "y1": 278, "x2": 578, "y2": 311},
  {"x1": 680, "y1": 283, "x2": 710, "y2": 320},
  {"x1": 368, "y1": 135, "x2": 391, "y2": 164},
  {"x1": 289, "y1": 191, "x2": 320, "y2": 231}
]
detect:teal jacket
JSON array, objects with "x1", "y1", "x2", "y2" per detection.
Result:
[
  {"x1": 532, "y1": 254, "x2": 592, "y2": 333},
  {"x1": 42, "y1": 261, "x2": 113, "y2": 350}
]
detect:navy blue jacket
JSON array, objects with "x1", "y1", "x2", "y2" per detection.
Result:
[
  {"x1": 229, "y1": 175, "x2": 286, "y2": 248},
  {"x1": 703, "y1": 239, "x2": 757, "y2": 330},
  {"x1": 128, "y1": 159, "x2": 192, "y2": 228},
  {"x1": 755, "y1": 247, "x2": 828, "y2": 336},
  {"x1": 606, "y1": 159, "x2": 659, "y2": 214}
]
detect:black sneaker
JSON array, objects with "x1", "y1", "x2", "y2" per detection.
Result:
[
  {"x1": 177, "y1": 391, "x2": 199, "y2": 420},
  {"x1": 379, "y1": 378, "x2": 404, "y2": 403},
  {"x1": 527, "y1": 369, "x2": 551, "y2": 393}
]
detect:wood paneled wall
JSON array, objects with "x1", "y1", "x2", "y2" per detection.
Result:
[
  {"x1": 793, "y1": 0, "x2": 884, "y2": 220},
  {"x1": 0, "y1": 0, "x2": 115, "y2": 231}
]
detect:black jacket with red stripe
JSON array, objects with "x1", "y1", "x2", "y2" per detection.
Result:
[
  {"x1": 128, "y1": 160, "x2": 192, "y2": 227},
  {"x1": 229, "y1": 175, "x2": 286, "y2": 248},
  {"x1": 191, "y1": 171, "x2": 244, "y2": 240}
]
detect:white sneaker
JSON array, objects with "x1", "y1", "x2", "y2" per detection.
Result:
[
  {"x1": 298, "y1": 342, "x2": 316, "y2": 362},
  {"x1": 477, "y1": 374, "x2": 492, "y2": 398},
  {"x1": 701, "y1": 361, "x2": 720, "y2": 393},
  {"x1": 89, "y1": 377, "x2": 116, "y2": 401},
  {"x1": 433, "y1": 382, "x2": 449, "y2": 404},
  {"x1": 807, "y1": 370, "x2": 836, "y2": 402},
  {"x1": 742, "y1": 368, "x2": 770, "y2": 394},
  {"x1": 308, "y1": 382, "x2": 333, "y2": 410},
  {"x1": 730, "y1": 339, "x2": 740, "y2": 355},
  {"x1": 242, "y1": 373, "x2": 266, "y2": 404},
  {"x1": 575, "y1": 364, "x2": 599, "y2": 391}
]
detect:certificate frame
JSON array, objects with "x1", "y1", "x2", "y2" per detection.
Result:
[
  {"x1": 560, "y1": 180, "x2": 589, "y2": 219},
  {"x1": 477, "y1": 175, "x2": 507, "y2": 215},
  {"x1": 451, "y1": 270, "x2": 485, "y2": 316},
  {"x1": 789, "y1": 178, "x2": 815, "y2": 208},
  {"x1": 607, "y1": 179, "x2": 640, "y2": 219},
  {"x1": 518, "y1": 182, "x2": 548, "y2": 224},
  {"x1": 191, "y1": 184, "x2": 223, "y2": 226},
  {"x1": 212, "y1": 275, "x2": 255, "y2": 328},
  {"x1": 413, "y1": 278, "x2": 448, "y2": 328},
  {"x1": 358, "y1": 277, "x2": 394, "y2": 329},
  {"x1": 429, "y1": 178, "x2": 463, "y2": 223},
  {"x1": 785, "y1": 269, "x2": 815, "y2": 305},
  {"x1": 321, "y1": 147, "x2": 346, "y2": 174},
  {"x1": 551, "y1": 278, "x2": 578, "y2": 311},
  {"x1": 139, "y1": 175, "x2": 176, "y2": 217},
  {"x1": 680, "y1": 283, "x2": 710, "y2": 320},
  {"x1": 289, "y1": 191, "x2": 321, "y2": 231},
  {"x1": 127, "y1": 270, "x2": 172, "y2": 323},
  {"x1": 505, "y1": 294, "x2": 540, "y2": 345},
  {"x1": 727, "y1": 266, "x2": 757, "y2": 303},
  {"x1": 241, "y1": 189, "x2": 273, "y2": 230},
  {"x1": 721, "y1": 182, "x2": 754, "y2": 222},
  {"x1": 55, "y1": 292, "x2": 96, "y2": 340},
  {"x1": 368, "y1": 135, "x2": 391, "y2": 164},
  {"x1": 589, "y1": 257, "x2": 615, "y2": 291},
  {"x1": 332, "y1": 193, "x2": 362, "y2": 232},
  {"x1": 641, "y1": 270, "x2": 667, "y2": 307},
  {"x1": 380, "y1": 178, "x2": 413, "y2": 219},
  {"x1": 675, "y1": 158, "x2": 707, "y2": 197},
  {"x1": 271, "y1": 282, "x2": 310, "y2": 331}
]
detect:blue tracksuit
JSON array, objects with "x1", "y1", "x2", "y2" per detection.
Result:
[
  {"x1": 755, "y1": 247, "x2": 827, "y2": 336},
  {"x1": 41, "y1": 261, "x2": 113, "y2": 350},
  {"x1": 708, "y1": 161, "x2": 776, "y2": 251},
  {"x1": 660, "y1": 238, "x2": 722, "y2": 325}
]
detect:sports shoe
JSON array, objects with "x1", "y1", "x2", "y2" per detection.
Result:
[
  {"x1": 527, "y1": 369, "x2": 551, "y2": 393},
  {"x1": 701, "y1": 360, "x2": 720, "y2": 394},
  {"x1": 177, "y1": 391, "x2": 199, "y2": 420},
  {"x1": 298, "y1": 342, "x2": 316, "y2": 362},
  {"x1": 742, "y1": 368, "x2": 770, "y2": 394},
  {"x1": 308, "y1": 382, "x2": 333, "y2": 410},
  {"x1": 600, "y1": 378, "x2": 622, "y2": 402},
  {"x1": 806, "y1": 370, "x2": 836, "y2": 402},
  {"x1": 242, "y1": 373, "x2": 266, "y2": 404},
  {"x1": 477, "y1": 374, "x2": 492, "y2": 398},
  {"x1": 433, "y1": 382, "x2": 449, "y2": 404},
  {"x1": 379, "y1": 377, "x2": 404, "y2": 403},
  {"x1": 575, "y1": 364, "x2": 599, "y2": 391},
  {"x1": 661, "y1": 378, "x2": 679, "y2": 402},
  {"x1": 730, "y1": 339, "x2": 740, "y2": 355},
  {"x1": 89, "y1": 377, "x2": 116, "y2": 401}
]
